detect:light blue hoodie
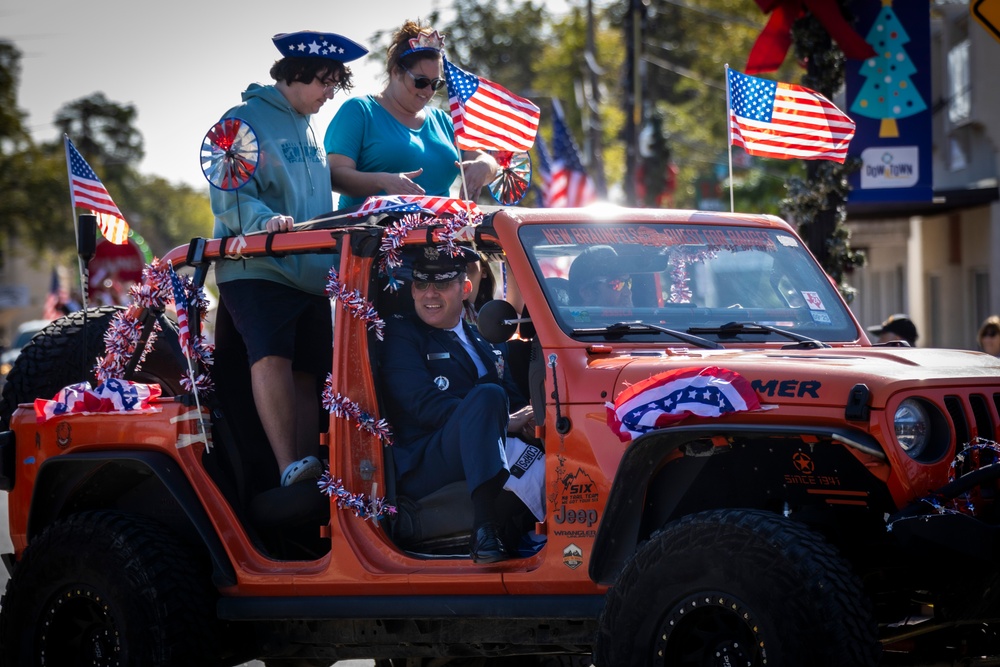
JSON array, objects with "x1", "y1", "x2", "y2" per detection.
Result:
[{"x1": 211, "y1": 83, "x2": 336, "y2": 295}]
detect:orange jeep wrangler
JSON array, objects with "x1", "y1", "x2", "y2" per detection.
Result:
[{"x1": 1, "y1": 204, "x2": 999, "y2": 667}]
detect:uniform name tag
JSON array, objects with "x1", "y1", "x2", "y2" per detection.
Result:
[{"x1": 427, "y1": 352, "x2": 451, "y2": 360}]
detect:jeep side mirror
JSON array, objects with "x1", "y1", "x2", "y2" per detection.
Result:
[{"x1": 477, "y1": 299, "x2": 529, "y2": 344}]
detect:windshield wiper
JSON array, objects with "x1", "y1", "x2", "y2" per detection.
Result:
[
  {"x1": 572, "y1": 322, "x2": 722, "y2": 349},
  {"x1": 687, "y1": 321, "x2": 829, "y2": 349}
]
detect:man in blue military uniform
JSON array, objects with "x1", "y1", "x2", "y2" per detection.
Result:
[{"x1": 380, "y1": 246, "x2": 534, "y2": 563}]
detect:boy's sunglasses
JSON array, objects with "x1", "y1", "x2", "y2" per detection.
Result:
[{"x1": 402, "y1": 66, "x2": 446, "y2": 91}]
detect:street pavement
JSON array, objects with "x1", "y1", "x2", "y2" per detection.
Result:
[{"x1": 0, "y1": 491, "x2": 371, "y2": 666}]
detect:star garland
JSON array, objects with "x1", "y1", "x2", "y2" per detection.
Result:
[
  {"x1": 377, "y1": 209, "x2": 484, "y2": 292},
  {"x1": 908, "y1": 438, "x2": 1000, "y2": 518},
  {"x1": 326, "y1": 268, "x2": 385, "y2": 341},
  {"x1": 96, "y1": 258, "x2": 214, "y2": 394},
  {"x1": 317, "y1": 471, "x2": 397, "y2": 522},
  {"x1": 322, "y1": 373, "x2": 393, "y2": 445},
  {"x1": 378, "y1": 213, "x2": 426, "y2": 289},
  {"x1": 667, "y1": 248, "x2": 718, "y2": 304}
]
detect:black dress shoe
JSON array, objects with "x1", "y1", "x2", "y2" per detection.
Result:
[{"x1": 470, "y1": 522, "x2": 509, "y2": 563}]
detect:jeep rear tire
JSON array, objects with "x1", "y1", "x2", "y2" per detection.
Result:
[
  {"x1": 594, "y1": 509, "x2": 880, "y2": 667},
  {"x1": 0, "y1": 511, "x2": 221, "y2": 667},
  {"x1": 0, "y1": 306, "x2": 186, "y2": 429}
]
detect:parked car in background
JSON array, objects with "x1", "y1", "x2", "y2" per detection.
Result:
[{"x1": 0, "y1": 319, "x2": 50, "y2": 387}]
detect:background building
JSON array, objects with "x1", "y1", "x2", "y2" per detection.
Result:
[{"x1": 847, "y1": 2, "x2": 1000, "y2": 350}]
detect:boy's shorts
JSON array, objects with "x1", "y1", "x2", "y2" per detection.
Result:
[{"x1": 218, "y1": 279, "x2": 332, "y2": 375}]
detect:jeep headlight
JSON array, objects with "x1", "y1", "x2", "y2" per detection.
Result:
[{"x1": 895, "y1": 399, "x2": 929, "y2": 458}]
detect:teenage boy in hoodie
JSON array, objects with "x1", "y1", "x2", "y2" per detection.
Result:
[{"x1": 210, "y1": 30, "x2": 367, "y2": 488}]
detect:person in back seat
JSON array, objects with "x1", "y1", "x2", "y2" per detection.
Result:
[
  {"x1": 380, "y1": 247, "x2": 535, "y2": 563},
  {"x1": 568, "y1": 245, "x2": 633, "y2": 308}
]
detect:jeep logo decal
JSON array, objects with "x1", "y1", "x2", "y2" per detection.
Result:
[{"x1": 792, "y1": 452, "x2": 815, "y2": 474}]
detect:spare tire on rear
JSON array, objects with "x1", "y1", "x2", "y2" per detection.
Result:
[{"x1": 0, "y1": 306, "x2": 187, "y2": 429}]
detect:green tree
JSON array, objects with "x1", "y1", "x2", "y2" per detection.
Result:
[
  {"x1": 0, "y1": 40, "x2": 211, "y2": 274},
  {"x1": 439, "y1": 0, "x2": 549, "y2": 85},
  {"x1": 623, "y1": 0, "x2": 801, "y2": 211},
  {"x1": 0, "y1": 42, "x2": 29, "y2": 152},
  {"x1": 781, "y1": 2, "x2": 866, "y2": 299},
  {"x1": 0, "y1": 42, "x2": 68, "y2": 261},
  {"x1": 53, "y1": 92, "x2": 143, "y2": 184}
]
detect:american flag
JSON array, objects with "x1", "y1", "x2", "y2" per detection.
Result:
[
  {"x1": 351, "y1": 195, "x2": 481, "y2": 219},
  {"x1": 533, "y1": 134, "x2": 553, "y2": 206},
  {"x1": 727, "y1": 68, "x2": 856, "y2": 163},
  {"x1": 547, "y1": 100, "x2": 597, "y2": 208},
  {"x1": 443, "y1": 57, "x2": 540, "y2": 153},
  {"x1": 168, "y1": 264, "x2": 194, "y2": 358},
  {"x1": 42, "y1": 268, "x2": 69, "y2": 321},
  {"x1": 606, "y1": 366, "x2": 761, "y2": 443},
  {"x1": 64, "y1": 136, "x2": 130, "y2": 245}
]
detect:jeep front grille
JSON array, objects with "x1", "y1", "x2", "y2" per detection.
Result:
[{"x1": 944, "y1": 393, "x2": 999, "y2": 446}]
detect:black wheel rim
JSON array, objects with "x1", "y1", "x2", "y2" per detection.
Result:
[
  {"x1": 39, "y1": 584, "x2": 122, "y2": 666},
  {"x1": 654, "y1": 591, "x2": 766, "y2": 667}
]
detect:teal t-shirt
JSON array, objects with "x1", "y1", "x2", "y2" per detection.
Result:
[{"x1": 324, "y1": 95, "x2": 461, "y2": 209}]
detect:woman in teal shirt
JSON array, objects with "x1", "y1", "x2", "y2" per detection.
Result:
[{"x1": 324, "y1": 20, "x2": 496, "y2": 209}]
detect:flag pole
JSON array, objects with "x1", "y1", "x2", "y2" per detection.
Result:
[
  {"x1": 442, "y1": 53, "x2": 474, "y2": 215},
  {"x1": 724, "y1": 64, "x2": 735, "y2": 213},
  {"x1": 168, "y1": 260, "x2": 210, "y2": 452},
  {"x1": 64, "y1": 135, "x2": 92, "y2": 315}
]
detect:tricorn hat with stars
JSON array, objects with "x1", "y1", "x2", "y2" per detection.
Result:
[{"x1": 272, "y1": 31, "x2": 368, "y2": 63}]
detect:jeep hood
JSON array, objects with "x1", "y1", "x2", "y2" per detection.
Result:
[{"x1": 607, "y1": 347, "x2": 1000, "y2": 410}]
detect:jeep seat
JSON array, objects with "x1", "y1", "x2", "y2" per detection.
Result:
[{"x1": 392, "y1": 481, "x2": 474, "y2": 554}]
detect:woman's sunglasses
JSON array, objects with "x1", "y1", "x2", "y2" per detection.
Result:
[{"x1": 402, "y1": 66, "x2": 446, "y2": 92}]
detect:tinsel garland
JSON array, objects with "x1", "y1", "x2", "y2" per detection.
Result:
[
  {"x1": 95, "y1": 258, "x2": 215, "y2": 394},
  {"x1": 667, "y1": 248, "x2": 718, "y2": 304},
  {"x1": 317, "y1": 471, "x2": 397, "y2": 522},
  {"x1": 377, "y1": 209, "x2": 484, "y2": 292},
  {"x1": 326, "y1": 269, "x2": 385, "y2": 341},
  {"x1": 913, "y1": 438, "x2": 1000, "y2": 517},
  {"x1": 322, "y1": 373, "x2": 393, "y2": 445}
]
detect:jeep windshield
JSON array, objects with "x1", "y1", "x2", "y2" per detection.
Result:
[{"x1": 519, "y1": 221, "x2": 858, "y2": 344}]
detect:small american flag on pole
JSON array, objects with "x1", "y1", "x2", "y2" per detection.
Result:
[
  {"x1": 168, "y1": 264, "x2": 194, "y2": 358},
  {"x1": 351, "y1": 195, "x2": 481, "y2": 219},
  {"x1": 64, "y1": 135, "x2": 130, "y2": 244},
  {"x1": 726, "y1": 67, "x2": 855, "y2": 163},
  {"x1": 443, "y1": 57, "x2": 540, "y2": 153}
]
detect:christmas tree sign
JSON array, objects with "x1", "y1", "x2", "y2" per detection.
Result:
[{"x1": 850, "y1": 0, "x2": 928, "y2": 138}]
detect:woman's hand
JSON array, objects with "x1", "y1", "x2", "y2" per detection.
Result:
[
  {"x1": 457, "y1": 153, "x2": 498, "y2": 199},
  {"x1": 381, "y1": 169, "x2": 425, "y2": 196}
]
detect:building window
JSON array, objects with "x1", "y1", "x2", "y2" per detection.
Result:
[{"x1": 948, "y1": 39, "x2": 971, "y2": 126}]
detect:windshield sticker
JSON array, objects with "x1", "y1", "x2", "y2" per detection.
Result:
[
  {"x1": 811, "y1": 311, "x2": 833, "y2": 325},
  {"x1": 538, "y1": 226, "x2": 776, "y2": 250},
  {"x1": 801, "y1": 291, "x2": 826, "y2": 310},
  {"x1": 777, "y1": 235, "x2": 799, "y2": 247}
]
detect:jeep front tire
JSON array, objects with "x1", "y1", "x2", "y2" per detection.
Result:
[{"x1": 594, "y1": 509, "x2": 881, "y2": 666}]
